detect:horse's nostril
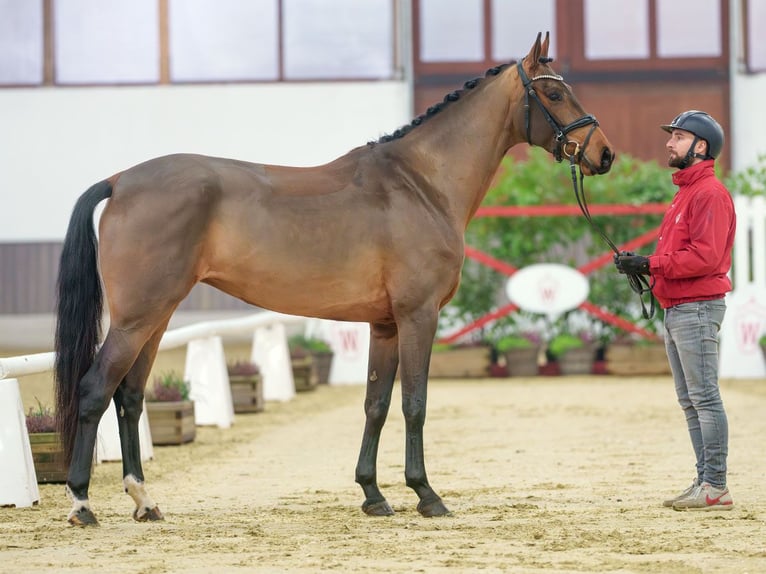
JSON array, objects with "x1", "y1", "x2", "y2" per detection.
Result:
[{"x1": 601, "y1": 148, "x2": 614, "y2": 169}]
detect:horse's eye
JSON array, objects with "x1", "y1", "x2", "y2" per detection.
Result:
[{"x1": 547, "y1": 91, "x2": 562, "y2": 102}]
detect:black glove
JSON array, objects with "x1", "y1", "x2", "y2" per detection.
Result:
[{"x1": 614, "y1": 251, "x2": 650, "y2": 275}]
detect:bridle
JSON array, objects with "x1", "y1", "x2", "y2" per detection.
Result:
[
  {"x1": 516, "y1": 59, "x2": 599, "y2": 164},
  {"x1": 517, "y1": 58, "x2": 656, "y2": 319}
]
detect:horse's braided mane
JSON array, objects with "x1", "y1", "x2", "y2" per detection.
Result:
[{"x1": 369, "y1": 61, "x2": 515, "y2": 145}]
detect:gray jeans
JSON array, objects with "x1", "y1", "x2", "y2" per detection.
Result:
[{"x1": 664, "y1": 299, "x2": 728, "y2": 488}]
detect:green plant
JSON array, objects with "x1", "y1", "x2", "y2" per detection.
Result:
[
  {"x1": 440, "y1": 150, "x2": 675, "y2": 343},
  {"x1": 288, "y1": 334, "x2": 332, "y2": 354},
  {"x1": 148, "y1": 371, "x2": 190, "y2": 402},
  {"x1": 227, "y1": 360, "x2": 260, "y2": 376},
  {"x1": 26, "y1": 399, "x2": 56, "y2": 433},
  {"x1": 725, "y1": 155, "x2": 766, "y2": 197},
  {"x1": 547, "y1": 333, "x2": 585, "y2": 357}
]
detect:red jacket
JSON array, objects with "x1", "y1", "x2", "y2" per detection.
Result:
[{"x1": 648, "y1": 160, "x2": 736, "y2": 309}]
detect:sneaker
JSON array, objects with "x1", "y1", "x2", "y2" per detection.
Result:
[
  {"x1": 662, "y1": 478, "x2": 699, "y2": 508},
  {"x1": 672, "y1": 482, "x2": 734, "y2": 511}
]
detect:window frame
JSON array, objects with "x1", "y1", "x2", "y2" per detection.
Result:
[
  {"x1": 2, "y1": 0, "x2": 398, "y2": 88},
  {"x1": 743, "y1": 0, "x2": 766, "y2": 74},
  {"x1": 559, "y1": 0, "x2": 729, "y2": 74}
]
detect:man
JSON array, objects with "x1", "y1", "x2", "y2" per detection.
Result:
[{"x1": 614, "y1": 110, "x2": 736, "y2": 511}]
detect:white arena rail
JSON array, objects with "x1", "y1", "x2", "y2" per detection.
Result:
[
  {"x1": 0, "y1": 310, "x2": 312, "y2": 508},
  {"x1": 0, "y1": 310, "x2": 306, "y2": 381}
]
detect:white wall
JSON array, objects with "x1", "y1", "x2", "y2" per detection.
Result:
[
  {"x1": 730, "y1": 0, "x2": 766, "y2": 172},
  {"x1": 0, "y1": 81, "x2": 410, "y2": 241}
]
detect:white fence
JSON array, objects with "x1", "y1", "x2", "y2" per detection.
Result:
[
  {"x1": 0, "y1": 310, "x2": 371, "y2": 507},
  {"x1": 720, "y1": 195, "x2": 766, "y2": 378}
]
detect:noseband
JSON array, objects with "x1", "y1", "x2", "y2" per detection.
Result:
[{"x1": 517, "y1": 60, "x2": 599, "y2": 164}]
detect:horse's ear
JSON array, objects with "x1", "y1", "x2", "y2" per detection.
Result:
[
  {"x1": 540, "y1": 32, "x2": 550, "y2": 58},
  {"x1": 526, "y1": 32, "x2": 543, "y2": 67}
]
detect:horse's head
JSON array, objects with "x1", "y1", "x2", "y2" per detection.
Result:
[{"x1": 515, "y1": 33, "x2": 614, "y2": 175}]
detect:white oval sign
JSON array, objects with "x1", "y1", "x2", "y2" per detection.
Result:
[{"x1": 505, "y1": 263, "x2": 589, "y2": 315}]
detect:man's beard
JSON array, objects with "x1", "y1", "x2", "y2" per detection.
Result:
[{"x1": 667, "y1": 153, "x2": 685, "y2": 168}]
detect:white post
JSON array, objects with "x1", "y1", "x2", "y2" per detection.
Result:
[
  {"x1": 0, "y1": 379, "x2": 40, "y2": 508},
  {"x1": 184, "y1": 336, "x2": 235, "y2": 428},
  {"x1": 95, "y1": 401, "x2": 155, "y2": 463},
  {"x1": 252, "y1": 323, "x2": 295, "y2": 401}
]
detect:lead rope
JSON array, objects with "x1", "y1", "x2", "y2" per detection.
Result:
[{"x1": 568, "y1": 155, "x2": 656, "y2": 319}]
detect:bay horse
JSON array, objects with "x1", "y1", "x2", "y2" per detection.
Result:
[{"x1": 54, "y1": 33, "x2": 613, "y2": 526}]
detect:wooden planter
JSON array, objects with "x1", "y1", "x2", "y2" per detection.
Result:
[
  {"x1": 504, "y1": 347, "x2": 540, "y2": 377},
  {"x1": 558, "y1": 346, "x2": 595, "y2": 376},
  {"x1": 291, "y1": 357, "x2": 318, "y2": 392},
  {"x1": 29, "y1": 432, "x2": 68, "y2": 483},
  {"x1": 229, "y1": 374, "x2": 264, "y2": 413},
  {"x1": 311, "y1": 351, "x2": 334, "y2": 385},
  {"x1": 429, "y1": 345, "x2": 492, "y2": 378},
  {"x1": 146, "y1": 400, "x2": 196, "y2": 445},
  {"x1": 606, "y1": 343, "x2": 671, "y2": 376}
]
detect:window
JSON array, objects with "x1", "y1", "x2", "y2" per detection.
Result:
[
  {"x1": 584, "y1": 0, "x2": 649, "y2": 60},
  {"x1": 419, "y1": 0, "x2": 483, "y2": 63},
  {"x1": 571, "y1": 0, "x2": 727, "y2": 72},
  {"x1": 283, "y1": 0, "x2": 393, "y2": 79},
  {"x1": 415, "y1": 0, "x2": 556, "y2": 74},
  {"x1": 169, "y1": 0, "x2": 279, "y2": 82},
  {"x1": 656, "y1": 0, "x2": 721, "y2": 58},
  {"x1": 0, "y1": 0, "x2": 396, "y2": 87},
  {"x1": 54, "y1": 0, "x2": 159, "y2": 84},
  {"x1": 745, "y1": 0, "x2": 766, "y2": 72},
  {"x1": 491, "y1": 0, "x2": 556, "y2": 61},
  {"x1": 0, "y1": 0, "x2": 43, "y2": 85}
]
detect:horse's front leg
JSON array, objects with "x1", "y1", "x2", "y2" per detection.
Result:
[
  {"x1": 355, "y1": 322, "x2": 399, "y2": 516},
  {"x1": 398, "y1": 308, "x2": 449, "y2": 517}
]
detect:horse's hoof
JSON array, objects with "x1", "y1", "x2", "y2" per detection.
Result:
[
  {"x1": 133, "y1": 505, "x2": 164, "y2": 522},
  {"x1": 68, "y1": 508, "x2": 100, "y2": 527},
  {"x1": 362, "y1": 499, "x2": 395, "y2": 516},
  {"x1": 417, "y1": 497, "x2": 450, "y2": 517}
]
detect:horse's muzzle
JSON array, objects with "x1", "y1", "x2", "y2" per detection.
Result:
[{"x1": 588, "y1": 147, "x2": 615, "y2": 175}]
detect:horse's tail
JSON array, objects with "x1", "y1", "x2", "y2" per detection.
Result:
[{"x1": 54, "y1": 179, "x2": 113, "y2": 465}]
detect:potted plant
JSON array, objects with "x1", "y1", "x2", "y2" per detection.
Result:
[
  {"x1": 429, "y1": 339, "x2": 494, "y2": 378},
  {"x1": 227, "y1": 360, "x2": 264, "y2": 413},
  {"x1": 25, "y1": 399, "x2": 68, "y2": 483},
  {"x1": 145, "y1": 371, "x2": 195, "y2": 445},
  {"x1": 495, "y1": 333, "x2": 541, "y2": 377},
  {"x1": 605, "y1": 335, "x2": 670, "y2": 376},
  {"x1": 288, "y1": 334, "x2": 334, "y2": 386},
  {"x1": 544, "y1": 312, "x2": 597, "y2": 376}
]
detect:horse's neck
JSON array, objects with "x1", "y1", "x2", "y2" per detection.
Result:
[{"x1": 398, "y1": 69, "x2": 524, "y2": 228}]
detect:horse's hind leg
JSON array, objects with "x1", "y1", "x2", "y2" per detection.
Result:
[
  {"x1": 355, "y1": 322, "x2": 399, "y2": 516},
  {"x1": 66, "y1": 328, "x2": 150, "y2": 526},
  {"x1": 113, "y1": 325, "x2": 169, "y2": 522}
]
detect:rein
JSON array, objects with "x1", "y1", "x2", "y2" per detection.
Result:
[
  {"x1": 517, "y1": 59, "x2": 656, "y2": 319},
  {"x1": 568, "y1": 157, "x2": 656, "y2": 319}
]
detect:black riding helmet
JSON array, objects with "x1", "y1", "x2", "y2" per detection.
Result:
[{"x1": 660, "y1": 110, "x2": 724, "y2": 168}]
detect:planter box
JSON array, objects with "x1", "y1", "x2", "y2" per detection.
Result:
[
  {"x1": 606, "y1": 343, "x2": 671, "y2": 376},
  {"x1": 429, "y1": 345, "x2": 492, "y2": 378},
  {"x1": 29, "y1": 432, "x2": 68, "y2": 483},
  {"x1": 559, "y1": 346, "x2": 595, "y2": 376},
  {"x1": 504, "y1": 347, "x2": 540, "y2": 377},
  {"x1": 311, "y1": 351, "x2": 333, "y2": 385},
  {"x1": 229, "y1": 374, "x2": 264, "y2": 413},
  {"x1": 146, "y1": 400, "x2": 196, "y2": 445},
  {"x1": 291, "y1": 357, "x2": 318, "y2": 392}
]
